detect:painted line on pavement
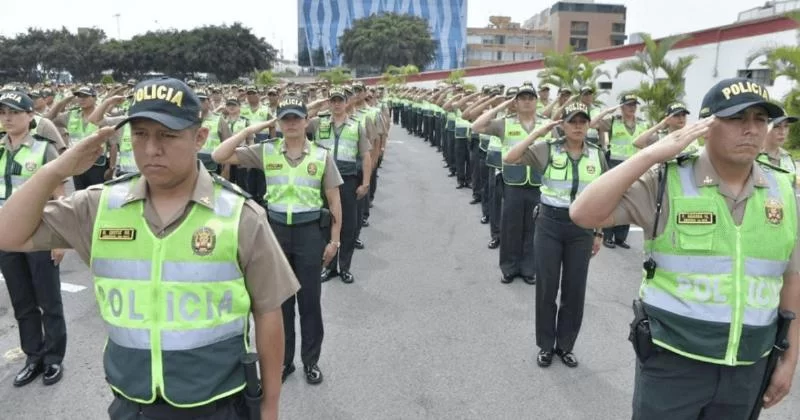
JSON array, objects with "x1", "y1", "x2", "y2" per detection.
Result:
[{"x1": 0, "y1": 273, "x2": 86, "y2": 293}]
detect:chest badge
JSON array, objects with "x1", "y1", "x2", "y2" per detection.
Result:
[
  {"x1": 307, "y1": 162, "x2": 318, "y2": 176},
  {"x1": 585, "y1": 164, "x2": 596, "y2": 175},
  {"x1": 24, "y1": 161, "x2": 38, "y2": 172},
  {"x1": 765, "y1": 198, "x2": 784, "y2": 225},
  {"x1": 192, "y1": 227, "x2": 216, "y2": 256}
]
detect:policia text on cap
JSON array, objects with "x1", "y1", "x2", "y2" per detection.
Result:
[{"x1": 0, "y1": 77, "x2": 299, "y2": 420}]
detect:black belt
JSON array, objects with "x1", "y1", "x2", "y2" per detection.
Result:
[
  {"x1": 113, "y1": 392, "x2": 239, "y2": 419},
  {"x1": 539, "y1": 204, "x2": 573, "y2": 221}
]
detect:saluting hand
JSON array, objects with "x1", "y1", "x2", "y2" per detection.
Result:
[
  {"x1": 646, "y1": 117, "x2": 714, "y2": 163},
  {"x1": 50, "y1": 127, "x2": 115, "y2": 179}
]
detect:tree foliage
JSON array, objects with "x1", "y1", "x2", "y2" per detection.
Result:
[
  {"x1": 382, "y1": 65, "x2": 419, "y2": 87},
  {"x1": 317, "y1": 67, "x2": 352, "y2": 85},
  {"x1": 339, "y1": 13, "x2": 436, "y2": 72},
  {"x1": 537, "y1": 46, "x2": 610, "y2": 106},
  {"x1": 0, "y1": 24, "x2": 277, "y2": 84},
  {"x1": 616, "y1": 34, "x2": 696, "y2": 124}
]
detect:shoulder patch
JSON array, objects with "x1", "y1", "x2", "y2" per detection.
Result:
[
  {"x1": 756, "y1": 159, "x2": 790, "y2": 174},
  {"x1": 211, "y1": 174, "x2": 252, "y2": 199},
  {"x1": 104, "y1": 172, "x2": 140, "y2": 185}
]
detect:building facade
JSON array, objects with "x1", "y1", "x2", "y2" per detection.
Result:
[
  {"x1": 466, "y1": 16, "x2": 551, "y2": 67},
  {"x1": 523, "y1": 0, "x2": 627, "y2": 52},
  {"x1": 297, "y1": 0, "x2": 467, "y2": 71}
]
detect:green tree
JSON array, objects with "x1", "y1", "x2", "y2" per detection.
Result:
[
  {"x1": 382, "y1": 64, "x2": 419, "y2": 87},
  {"x1": 317, "y1": 67, "x2": 352, "y2": 85},
  {"x1": 537, "y1": 47, "x2": 610, "y2": 106},
  {"x1": 339, "y1": 13, "x2": 436, "y2": 72},
  {"x1": 253, "y1": 70, "x2": 277, "y2": 86},
  {"x1": 616, "y1": 34, "x2": 696, "y2": 124},
  {"x1": 446, "y1": 69, "x2": 466, "y2": 85}
]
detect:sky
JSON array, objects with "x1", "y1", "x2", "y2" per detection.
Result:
[{"x1": 0, "y1": 0, "x2": 772, "y2": 61}]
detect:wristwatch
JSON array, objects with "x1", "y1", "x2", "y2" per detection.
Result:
[{"x1": 329, "y1": 241, "x2": 341, "y2": 248}]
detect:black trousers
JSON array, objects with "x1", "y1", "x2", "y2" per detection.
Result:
[
  {"x1": 392, "y1": 106, "x2": 400, "y2": 125},
  {"x1": 603, "y1": 159, "x2": 630, "y2": 243},
  {"x1": 632, "y1": 350, "x2": 767, "y2": 420},
  {"x1": 326, "y1": 176, "x2": 358, "y2": 273},
  {"x1": 355, "y1": 170, "x2": 368, "y2": 240},
  {"x1": 534, "y1": 206, "x2": 593, "y2": 353},
  {"x1": 499, "y1": 185, "x2": 539, "y2": 277},
  {"x1": 270, "y1": 221, "x2": 325, "y2": 367},
  {"x1": 423, "y1": 115, "x2": 434, "y2": 142},
  {"x1": 0, "y1": 250, "x2": 66, "y2": 365},
  {"x1": 487, "y1": 170, "x2": 503, "y2": 240},
  {"x1": 454, "y1": 136, "x2": 471, "y2": 184},
  {"x1": 108, "y1": 394, "x2": 247, "y2": 420},
  {"x1": 368, "y1": 155, "x2": 382, "y2": 204},
  {"x1": 444, "y1": 130, "x2": 455, "y2": 172},
  {"x1": 472, "y1": 146, "x2": 488, "y2": 203},
  {"x1": 73, "y1": 164, "x2": 107, "y2": 191}
]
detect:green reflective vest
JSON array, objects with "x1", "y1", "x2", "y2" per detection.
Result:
[
  {"x1": 608, "y1": 117, "x2": 647, "y2": 161},
  {"x1": 501, "y1": 118, "x2": 550, "y2": 186},
  {"x1": 262, "y1": 139, "x2": 327, "y2": 225},
  {"x1": 758, "y1": 150, "x2": 796, "y2": 187},
  {"x1": 540, "y1": 140, "x2": 603, "y2": 208},
  {"x1": 91, "y1": 176, "x2": 250, "y2": 406},
  {"x1": 0, "y1": 137, "x2": 49, "y2": 205},
  {"x1": 478, "y1": 134, "x2": 491, "y2": 152},
  {"x1": 68, "y1": 109, "x2": 104, "y2": 166},
  {"x1": 117, "y1": 125, "x2": 137, "y2": 174},
  {"x1": 200, "y1": 116, "x2": 222, "y2": 171},
  {"x1": 642, "y1": 158, "x2": 796, "y2": 365},
  {"x1": 315, "y1": 116, "x2": 360, "y2": 176},
  {"x1": 240, "y1": 105, "x2": 271, "y2": 133},
  {"x1": 454, "y1": 116, "x2": 471, "y2": 139},
  {"x1": 486, "y1": 135, "x2": 503, "y2": 169},
  {"x1": 229, "y1": 117, "x2": 249, "y2": 135}
]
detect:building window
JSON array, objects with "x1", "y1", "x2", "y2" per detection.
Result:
[
  {"x1": 612, "y1": 23, "x2": 625, "y2": 33},
  {"x1": 737, "y1": 69, "x2": 774, "y2": 86},
  {"x1": 570, "y1": 21, "x2": 589, "y2": 36},
  {"x1": 570, "y1": 37, "x2": 588, "y2": 52},
  {"x1": 598, "y1": 81, "x2": 613, "y2": 90}
]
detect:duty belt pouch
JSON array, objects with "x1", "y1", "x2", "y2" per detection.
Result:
[
  {"x1": 319, "y1": 208, "x2": 331, "y2": 229},
  {"x1": 628, "y1": 299, "x2": 655, "y2": 363}
]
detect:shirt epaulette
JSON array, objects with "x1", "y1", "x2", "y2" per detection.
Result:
[
  {"x1": 756, "y1": 159, "x2": 791, "y2": 174},
  {"x1": 104, "y1": 172, "x2": 140, "y2": 185},
  {"x1": 31, "y1": 134, "x2": 56, "y2": 144},
  {"x1": 211, "y1": 173, "x2": 252, "y2": 198}
]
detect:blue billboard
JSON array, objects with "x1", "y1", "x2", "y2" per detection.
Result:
[{"x1": 298, "y1": 0, "x2": 468, "y2": 70}]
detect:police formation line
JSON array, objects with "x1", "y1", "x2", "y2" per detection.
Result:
[{"x1": 0, "y1": 74, "x2": 799, "y2": 419}]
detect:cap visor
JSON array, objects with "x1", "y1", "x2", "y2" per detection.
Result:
[
  {"x1": 622, "y1": 100, "x2": 640, "y2": 105},
  {"x1": 329, "y1": 94, "x2": 347, "y2": 100},
  {"x1": 0, "y1": 101, "x2": 28, "y2": 112},
  {"x1": 278, "y1": 110, "x2": 307, "y2": 119},
  {"x1": 715, "y1": 101, "x2": 784, "y2": 119},
  {"x1": 564, "y1": 111, "x2": 591, "y2": 122},
  {"x1": 669, "y1": 109, "x2": 690, "y2": 116},
  {"x1": 115, "y1": 112, "x2": 197, "y2": 131}
]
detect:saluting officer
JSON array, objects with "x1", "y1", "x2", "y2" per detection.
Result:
[
  {"x1": 213, "y1": 96, "x2": 343, "y2": 385},
  {"x1": 632, "y1": 102, "x2": 700, "y2": 154},
  {"x1": 0, "y1": 91, "x2": 67, "y2": 387},
  {"x1": 504, "y1": 102, "x2": 606, "y2": 368},
  {"x1": 758, "y1": 110, "x2": 798, "y2": 185},
  {"x1": 0, "y1": 78, "x2": 298, "y2": 419},
  {"x1": 571, "y1": 78, "x2": 800, "y2": 418}
]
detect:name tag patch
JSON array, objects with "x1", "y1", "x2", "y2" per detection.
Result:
[
  {"x1": 265, "y1": 163, "x2": 283, "y2": 170},
  {"x1": 99, "y1": 228, "x2": 136, "y2": 241},
  {"x1": 676, "y1": 212, "x2": 716, "y2": 225}
]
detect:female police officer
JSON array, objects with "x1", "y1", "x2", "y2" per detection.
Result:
[
  {"x1": 504, "y1": 102, "x2": 605, "y2": 368},
  {"x1": 212, "y1": 95, "x2": 343, "y2": 385}
]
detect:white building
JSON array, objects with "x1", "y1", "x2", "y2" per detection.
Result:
[{"x1": 363, "y1": 15, "x2": 798, "y2": 122}]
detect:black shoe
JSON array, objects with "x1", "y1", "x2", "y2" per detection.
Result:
[
  {"x1": 537, "y1": 350, "x2": 554, "y2": 368},
  {"x1": 281, "y1": 364, "x2": 296, "y2": 383},
  {"x1": 603, "y1": 239, "x2": 616, "y2": 249},
  {"x1": 500, "y1": 274, "x2": 515, "y2": 284},
  {"x1": 354, "y1": 239, "x2": 365, "y2": 249},
  {"x1": 555, "y1": 349, "x2": 579, "y2": 368},
  {"x1": 369, "y1": 202, "x2": 374, "y2": 208},
  {"x1": 361, "y1": 219, "x2": 370, "y2": 227},
  {"x1": 13, "y1": 363, "x2": 43, "y2": 387},
  {"x1": 615, "y1": 241, "x2": 631, "y2": 249},
  {"x1": 304, "y1": 364, "x2": 323, "y2": 385},
  {"x1": 340, "y1": 271, "x2": 354, "y2": 284},
  {"x1": 42, "y1": 364, "x2": 62, "y2": 386},
  {"x1": 456, "y1": 183, "x2": 466, "y2": 189},
  {"x1": 480, "y1": 216, "x2": 489, "y2": 224},
  {"x1": 321, "y1": 268, "x2": 337, "y2": 283},
  {"x1": 522, "y1": 276, "x2": 536, "y2": 285},
  {"x1": 448, "y1": 172, "x2": 456, "y2": 177},
  {"x1": 470, "y1": 197, "x2": 481, "y2": 205},
  {"x1": 488, "y1": 238, "x2": 500, "y2": 249}
]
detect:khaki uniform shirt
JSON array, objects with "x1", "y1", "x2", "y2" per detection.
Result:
[
  {"x1": 33, "y1": 117, "x2": 67, "y2": 152},
  {"x1": 611, "y1": 151, "x2": 800, "y2": 275},
  {"x1": 483, "y1": 117, "x2": 539, "y2": 138},
  {"x1": 234, "y1": 139, "x2": 344, "y2": 190},
  {"x1": 28, "y1": 167, "x2": 300, "y2": 314}
]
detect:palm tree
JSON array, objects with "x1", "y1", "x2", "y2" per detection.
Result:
[
  {"x1": 616, "y1": 34, "x2": 696, "y2": 124},
  {"x1": 537, "y1": 47, "x2": 610, "y2": 106},
  {"x1": 745, "y1": 12, "x2": 800, "y2": 147}
]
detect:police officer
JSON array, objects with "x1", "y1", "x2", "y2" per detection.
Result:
[
  {"x1": 0, "y1": 91, "x2": 67, "y2": 387},
  {"x1": 505, "y1": 102, "x2": 606, "y2": 368},
  {"x1": 213, "y1": 95, "x2": 343, "y2": 385},
  {"x1": 0, "y1": 78, "x2": 298, "y2": 419},
  {"x1": 758, "y1": 110, "x2": 798, "y2": 184},
  {"x1": 632, "y1": 102, "x2": 700, "y2": 154},
  {"x1": 571, "y1": 78, "x2": 800, "y2": 418}
]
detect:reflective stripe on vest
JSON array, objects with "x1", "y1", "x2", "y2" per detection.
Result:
[
  {"x1": 479, "y1": 134, "x2": 491, "y2": 152},
  {"x1": 455, "y1": 117, "x2": 471, "y2": 139},
  {"x1": 91, "y1": 178, "x2": 249, "y2": 406},
  {"x1": 540, "y1": 142, "x2": 602, "y2": 208},
  {"x1": 501, "y1": 118, "x2": 549, "y2": 186},
  {"x1": 315, "y1": 116, "x2": 360, "y2": 175},
  {"x1": 608, "y1": 118, "x2": 646, "y2": 161},
  {"x1": 641, "y1": 158, "x2": 796, "y2": 365},
  {"x1": 0, "y1": 139, "x2": 49, "y2": 205},
  {"x1": 262, "y1": 140, "x2": 326, "y2": 225},
  {"x1": 757, "y1": 151, "x2": 796, "y2": 186},
  {"x1": 117, "y1": 125, "x2": 137, "y2": 173}
]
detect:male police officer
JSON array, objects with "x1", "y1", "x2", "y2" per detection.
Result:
[
  {"x1": 571, "y1": 78, "x2": 800, "y2": 418},
  {"x1": 0, "y1": 78, "x2": 298, "y2": 420}
]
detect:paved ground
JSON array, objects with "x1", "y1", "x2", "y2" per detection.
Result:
[{"x1": 0, "y1": 124, "x2": 799, "y2": 419}]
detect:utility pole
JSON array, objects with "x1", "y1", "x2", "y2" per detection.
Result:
[{"x1": 113, "y1": 13, "x2": 121, "y2": 39}]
